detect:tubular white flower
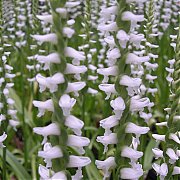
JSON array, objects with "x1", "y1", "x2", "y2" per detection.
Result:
[
  {"x1": 166, "y1": 148, "x2": 179, "y2": 164},
  {"x1": 65, "y1": 115, "x2": 84, "y2": 136},
  {"x1": 152, "y1": 148, "x2": 164, "y2": 159},
  {"x1": 96, "y1": 133, "x2": 117, "y2": 153},
  {"x1": 97, "y1": 66, "x2": 118, "y2": 83},
  {"x1": 38, "y1": 164, "x2": 51, "y2": 179},
  {"x1": 169, "y1": 133, "x2": 180, "y2": 144},
  {"x1": 126, "y1": 53, "x2": 150, "y2": 65},
  {"x1": 121, "y1": 146, "x2": 143, "y2": 161},
  {"x1": 67, "y1": 155, "x2": 91, "y2": 168},
  {"x1": 35, "y1": 53, "x2": 60, "y2": 70},
  {"x1": 0, "y1": 132, "x2": 7, "y2": 147},
  {"x1": 125, "y1": 122, "x2": 150, "y2": 136},
  {"x1": 116, "y1": 30, "x2": 129, "y2": 48},
  {"x1": 65, "y1": 82, "x2": 86, "y2": 96},
  {"x1": 130, "y1": 95, "x2": 150, "y2": 112},
  {"x1": 63, "y1": 27, "x2": 75, "y2": 38},
  {"x1": 172, "y1": 166, "x2": 180, "y2": 175},
  {"x1": 65, "y1": 47, "x2": 85, "y2": 63},
  {"x1": 33, "y1": 123, "x2": 60, "y2": 144},
  {"x1": 95, "y1": 157, "x2": 116, "y2": 180},
  {"x1": 33, "y1": 99, "x2": 54, "y2": 117},
  {"x1": 65, "y1": 1, "x2": 80, "y2": 8},
  {"x1": 67, "y1": 135, "x2": 90, "y2": 154},
  {"x1": 98, "y1": 22, "x2": 118, "y2": 32},
  {"x1": 120, "y1": 165, "x2": 143, "y2": 179},
  {"x1": 36, "y1": 73, "x2": 65, "y2": 93},
  {"x1": 152, "y1": 163, "x2": 168, "y2": 180},
  {"x1": 38, "y1": 143, "x2": 63, "y2": 168},
  {"x1": 98, "y1": 84, "x2": 117, "y2": 100},
  {"x1": 121, "y1": 11, "x2": 144, "y2": 30},
  {"x1": 110, "y1": 97, "x2": 125, "y2": 117},
  {"x1": 152, "y1": 134, "x2": 166, "y2": 142},
  {"x1": 59, "y1": 94, "x2": 76, "y2": 116},
  {"x1": 31, "y1": 33, "x2": 57, "y2": 44},
  {"x1": 129, "y1": 33, "x2": 145, "y2": 48},
  {"x1": 100, "y1": 115, "x2": 119, "y2": 136},
  {"x1": 120, "y1": 75, "x2": 142, "y2": 96},
  {"x1": 36, "y1": 14, "x2": 53, "y2": 24},
  {"x1": 51, "y1": 171, "x2": 67, "y2": 180}
]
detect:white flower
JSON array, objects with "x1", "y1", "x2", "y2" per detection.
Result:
[
  {"x1": 110, "y1": 97, "x2": 125, "y2": 117},
  {"x1": 35, "y1": 53, "x2": 60, "y2": 70},
  {"x1": 152, "y1": 163, "x2": 168, "y2": 180},
  {"x1": 116, "y1": 30, "x2": 129, "y2": 48},
  {"x1": 107, "y1": 48, "x2": 121, "y2": 61},
  {"x1": 120, "y1": 165, "x2": 143, "y2": 179},
  {"x1": 36, "y1": 73, "x2": 65, "y2": 93},
  {"x1": 36, "y1": 14, "x2": 53, "y2": 24},
  {"x1": 51, "y1": 171, "x2": 67, "y2": 180},
  {"x1": 126, "y1": 53, "x2": 150, "y2": 65},
  {"x1": 67, "y1": 155, "x2": 91, "y2": 168},
  {"x1": 121, "y1": 146, "x2": 143, "y2": 161},
  {"x1": 97, "y1": 66, "x2": 118, "y2": 83},
  {"x1": 65, "y1": 63, "x2": 87, "y2": 80},
  {"x1": 119, "y1": 75, "x2": 142, "y2": 96},
  {"x1": 98, "y1": 22, "x2": 118, "y2": 32},
  {"x1": 31, "y1": 33, "x2": 57, "y2": 44},
  {"x1": 146, "y1": 74, "x2": 157, "y2": 83},
  {"x1": 97, "y1": 133, "x2": 117, "y2": 153},
  {"x1": 9, "y1": 120, "x2": 20, "y2": 130},
  {"x1": 98, "y1": 84, "x2": 117, "y2": 100},
  {"x1": 65, "y1": 47, "x2": 85, "y2": 64},
  {"x1": 33, "y1": 99, "x2": 54, "y2": 117},
  {"x1": 67, "y1": 135, "x2": 90, "y2": 154},
  {"x1": 59, "y1": 94, "x2": 76, "y2": 116},
  {"x1": 152, "y1": 134, "x2": 165, "y2": 142},
  {"x1": 87, "y1": 87, "x2": 98, "y2": 94},
  {"x1": 152, "y1": 148, "x2": 164, "y2": 159},
  {"x1": 65, "y1": 82, "x2": 86, "y2": 96},
  {"x1": 121, "y1": 11, "x2": 144, "y2": 30},
  {"x1": 172, "y1": 166, "x2": 180, "y2": 175},
  {"x1": 126, "y1": 122, "x2": 149, "y2": 144},
  {"x1": 100, "y1": 115, "x2": 119, "y2": 136},
  {"x1": 65, "y1": 115, "x2": 84, "y2": 136},
  {"x1": 65, "y1": 1, "x2": 80, "y2": 8},
  {"x1": 130, "y1": 95, "x2": 150, "y2": 112},
  {"x1": 139, "y1": 112, "x2": 152, "y2": 123},
  {"x1": 63, "y1": 27, "x2": 75, "y2": 38},
  {"x1": 0, "y1": 132, "x2": 7, "y2": 147},
  {"x1": 166, "y1": 148, "x2": 179, "y2": 164},
  {"x1": 130, "y1": 33, "x2": 145, "y2": 48},
  {"x1": 95, "y1": 157, "x2": 116, "y2": 180},
  {"x1": 38, "y1": 143, "x2": 63, "y2": 168},
  {"x1": 169, "y1": 133, "x2": 180, "y2": 144},
  {"x1": 33, "y1": 123, "x2": 60, "y2": 144},
  {"x1": 100, "y1": 6, "x2": 118, "y2": 21},
  {"x1": 38, "y1": 164, "x2": 51, "y2": 179},
  {"x1": 56, "y1": 8, "x2": 67, "y2": 18}
]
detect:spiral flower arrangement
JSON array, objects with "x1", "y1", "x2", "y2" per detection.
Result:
[{"x1": 0, "y1": 0, "x2": 179, "y2": 179}]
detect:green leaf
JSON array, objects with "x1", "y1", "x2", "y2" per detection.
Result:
[
  {"x1": 0, "y1": 149, "x2": 31, "y2": 179},
  {"x1": 143, "y1": 139, "x2": 160, "y2": 171}
]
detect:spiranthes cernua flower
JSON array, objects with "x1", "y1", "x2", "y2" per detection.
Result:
[
  {"x1": 152, "y1": 163, "x2": 168, "y2": 180},
  {"x1": 166, "y1": 148, "x2": 179, "y2": 164},
  {"x1": 33, "y1": 99, "x2": 54, "y2": 117},
  {"x1": 33, "y1": 123, "x2": 60, "y2": 144},
  {"x1": 65, "y1": 82, "x2": 86, "y2": 96},
  {"x1": 67, "y1": 155, "x2": 91, "y2": 168},
  {"x1": 121, "y1": 146, "x2": 143, "y2": 161},
  {"x1": 116, "y1": 30, "x2": 129, "y2": 48},
  {"x1": 126, "y1": 53, "x2": 150, "y2": 65},
  {"x1": 152, "y1": 134, "x2": 166, "y2": 142},
  {"x1": 59, "y1": 94, "x2": 76, "y2": 116},
  {"x1": 152, "y1": 148, "x2": 164, "y2": 159},
  {"x1": 67, "y1": 135, "x2": 90, "y2": 154},
  {"x1": 65, "y1": 115, "x2": 84, "y2": 136},
  {"x1": 35, "y1": 53, "x2": 61, "y2": 70},
  {"x1": 99, "y1": 115, "x2": 119, "y2": 136},
  {"x1": 95, "y1": 157, "x2": 116, "y2": 180},
  {"x1": 31, "y1": 33, "x2": 58, "y2": 44},
  {"x1": 0, "y1": 132, "x2": 7, "y2": 148}
]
